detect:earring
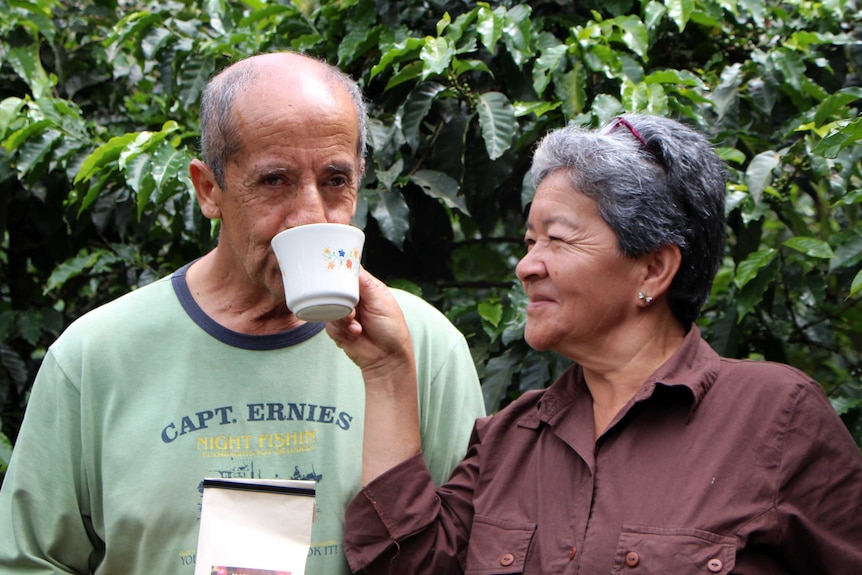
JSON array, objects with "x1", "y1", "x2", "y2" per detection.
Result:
[{"x1": 638, "y1": 291, "x2": 653, "y2": 304}]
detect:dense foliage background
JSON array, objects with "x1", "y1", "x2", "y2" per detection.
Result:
[{"x1": 1, "y1": 0, "x2": 861, "y2": 474}]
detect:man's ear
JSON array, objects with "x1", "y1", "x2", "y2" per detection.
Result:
[
  {"x1": 639, "y1": 243, "x2": 682, "y2": 299},
  {"x1": 189, "y1": 159, "x2": 222, "y2": 220}
]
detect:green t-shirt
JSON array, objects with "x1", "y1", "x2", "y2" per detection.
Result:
[{"x1": 0, "y1": 265, "x2": 485, "y2": 575}]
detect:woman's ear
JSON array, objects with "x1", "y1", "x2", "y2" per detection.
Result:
[
  {"x1": 189, "y1": 159, "x2": 222, "y2": 220},
  {"x1": 639, "y1": 243, "x2": 681, "y2": 300}
]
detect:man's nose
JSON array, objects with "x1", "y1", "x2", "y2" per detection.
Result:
[{"x1": 291, "y1": 184, "x2": 327, "y2": 225}]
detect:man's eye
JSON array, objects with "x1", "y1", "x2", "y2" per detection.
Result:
[
  {"x1": 328, "y1": 175, "x2": 349, "y2": 187},
  {"x1": 261, "y1": 175, "x2": 283, "y2": 186}
]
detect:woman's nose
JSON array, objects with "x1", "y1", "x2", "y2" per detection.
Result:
[{"x1": 515, "y1": 247, "x2": 544, "y2": 283}]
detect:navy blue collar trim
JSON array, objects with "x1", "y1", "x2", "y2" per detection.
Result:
[{"x1": 171, "y1": 262, "x2": 325, "y2": 351}]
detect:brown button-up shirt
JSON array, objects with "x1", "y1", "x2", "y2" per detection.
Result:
[{"x1": 345, "y1": 327, "x2": 862, "y2": 574}]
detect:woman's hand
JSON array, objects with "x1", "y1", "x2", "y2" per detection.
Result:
[{"x1": 325, "y1": 268, "x2": 413, "y2": 377}]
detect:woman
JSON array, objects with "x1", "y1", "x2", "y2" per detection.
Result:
[{"x1": 326, "y1": 114, "x2": 862, "y2": 574}]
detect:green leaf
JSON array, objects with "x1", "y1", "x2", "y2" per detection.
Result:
[
  {"x1": 435, "y1": 12, "x2": 451, "y2": 36},
  {"x1": 556, "y1": 65, "x2": 589, "y2": 118},
  {"x1": 384, "y1": 61, "x2": 424, "y2": 91},
  {"x1": 665, "y1": 0, "x2": 694, "y2": 31},
  {"x1": 518, "y1": 352, "x2": 551, "y2": 393},
  {"x1": 475, "y1": 91, "x2": 516, "y2": 160},
  {"x1": 712, "y1": 63, "x2": 741, "y2": 120},
  {"x1": 715, "y1": 146, "x2": 746, "y2": 165},
  {"x1": 3, "y1": 119, "x2": 51, "y2": 153},
  {"x1": 15, "y1": 128, "x2": 61, "y2": 177},
  {"x1": 370, "y1": 38, "x2": 424, "y2": 81},
  {"x1": 513, "y1": 100, "x2": 561, "y2": 118},
  {"x1": 46, "y1": 249, "x2": 108, "y2": 292},
  {"x1": 420, "y1": 36, "x2": 455, "y2": 78},
  {"x1": 481, "y1": 350, "x2": 520, "y2": 414},
  {"x1": 152, "y1": 145, "x2": 190, "y2": 202},
  {"x1": 238, "y1": 4, "x2": 294, "y2": 26},
  {"x1": 7, "y1": 45, "x2": 52, "y2": 99},
  {"x1": 828, "y1": 231, "x2": 862, "y2": 272},
  {"x1": 337, "y1": 13, "x2": 378, "y2": 67},
  {"x1": 831, "y1": 188, "x2": 862, "y2": 208},
  {"x1": 125, "y1": 151, "x2": 152, "y2": 194},
  {"x1": 614, "y1": 15, "x2": 649, "y2": 57},
  {"x1": 533, "y1": 41, "x2": 567, "y2": 97},
  {"x1": 401, "y1": 82, "x2": 445, "y2": 153},
  {"x1": 783, "y1": 237, "x2": 834, "y2": 259},
  {"x1": 772, "y1": 48, "x2": 806, "y2": 93},
  {"x1": 409, "y1": 169, "x2": 469, "y2": 215},
  {"x1": 738, "y1": 0, "x2": 766, "y2": 26},
  {"x1": 74, "y1": 132, "x2": 138, "y2": 184},
  {"x1": 177, "y1": 58, "x2": 215, "y2": 110},
  {"x1": 813, "y1": 88, "x2": 862, "y2": 127},
  {"x1": 744, "y1": 151, "x2": 780, "y2": 204},
  {"x1": 0, "y1": 428, "x2": 12, "y2": 473},
  {"x1": 369, "y1": 187, "x2": 410, "y2": 250},
  {"x1": 643, "y1": 1, "x2": 666, "y2": 28},
  {"x1": 735, "y1": 257, "x2": 779, "y2": 320},
  {"x1": 591, "y1": 94, "x2": 624, "y2": 122},
  {"x1": 622, "y1": 80, "x2": 668, "y2": 114},
  {"x1": 0, "y1": 342, "x2": 28, "y2": 387},
  {"x1": 501, "y1": 4, "x2": 533, "y2": 66},
  {"x1": 832, "y1": 395, "x2": 862, "y2": 415},
  {"x1": 451, "y1": 58, "x2": 491, "y2": 78},
  {"x1": 376, "y1": 159, "x2": 403, "y2": 192},
  {"x1": 477, "y1": 5, "x2": 503, "y2": 51},
  {"x1": 0, "y1": 98, "x2": 26, "y2": 138},
  {"x1": 645, "y1": 68, "x2": 704, "y2": 87},
  {"x1": 850, "y1": 269, "x2": 862, "y2": 298},
  {"x1": 813, "y1": 118, "x2": 862, "y2": 158},
  {"x1": 9, "y1": 0, "x2": 57, "y2": 18},
  {"x1": 734, "y1": 248, "x2": 777, "y2": 289},
  {"x1": 478, "y1": 300, "x2": 503, "y2": 328},
  {"x1": 75, "y1": 171, "x2": 112, "y2": 214}
]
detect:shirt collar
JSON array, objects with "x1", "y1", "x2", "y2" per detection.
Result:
[{"x1": 525, "y1": 325, "x2": 721, "y2": 428}]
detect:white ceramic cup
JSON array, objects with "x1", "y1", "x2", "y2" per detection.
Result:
[{"x1": 270, "y1": 223, "x2": 365, "y2": 322}]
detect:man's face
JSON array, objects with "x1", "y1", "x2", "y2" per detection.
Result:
[{"x1": 208, "y1": 75, "x2": 363, "y2": 304}]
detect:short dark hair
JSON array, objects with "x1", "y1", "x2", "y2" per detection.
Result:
[
  {"x1": 199, "y1": 52, "x2": 369, "y2": 189},
  {"x1": 531, "y1": 114, "x2": 727, "y2": 326}
]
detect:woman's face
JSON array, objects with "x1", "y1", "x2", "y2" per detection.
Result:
[{"x1": 516, "y1": 170, "x2": 645, "y2": 358}]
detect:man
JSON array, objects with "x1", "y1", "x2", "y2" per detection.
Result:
[{"x1": 0, "y1": 52, "x2": 485, "y2": 575}]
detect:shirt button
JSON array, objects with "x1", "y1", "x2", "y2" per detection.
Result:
[
  {"x1": 625, "y1": 551, "x2": 640, "y2": 567},
  {"x1": 569, "y1": 546, "x2": 577, "y2": 560},
  {"x1": 500, "y1": 553, "x2": 515, "y2": 566},
  {"x1": 707, "y1": 558, "x2": 723, "y2": 572}
]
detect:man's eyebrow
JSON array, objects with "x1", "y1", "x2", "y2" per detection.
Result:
[{"x1": 324, "y1": 161, "x2": 356, "y2": 175}]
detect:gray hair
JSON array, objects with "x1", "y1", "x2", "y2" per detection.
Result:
[
  {"x1": 530, "y1": 114, "x2": 727, "y2": 326},
  {"x1": 199, "y1": 52, "x2": 369, "y2": 189}
]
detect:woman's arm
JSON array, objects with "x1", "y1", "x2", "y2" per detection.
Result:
[{"x1": 325, "y1": 268, "x2": 421, "y2": 485}]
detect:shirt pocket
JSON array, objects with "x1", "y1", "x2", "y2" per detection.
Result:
[
  {"x1": 611, "y1": 525, "x2": 737, "y2": 575},
  {"x1": 464, "y1": 514, "x2": 537, "y2": 574}
]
